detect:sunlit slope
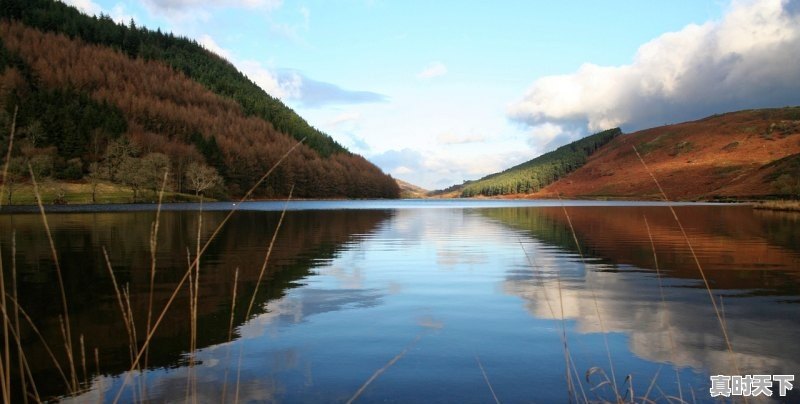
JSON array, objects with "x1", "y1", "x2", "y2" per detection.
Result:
[
  {"x1": 396, "y1": 179, "x2": 429, "y2": 198},
  {"x1": 542, "y1": 108, "x2": 800, "y2": 200},
  {"x1": 460, "y1": 128, "x2": 621, "y2": 197}
]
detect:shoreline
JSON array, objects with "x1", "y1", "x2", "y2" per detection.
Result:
[
  {"x1": 3, "y1": 180, "x2": 795, "y2": 212},
  {"x1": 0, "y1": 198, "x2": 749, "y2": 215},
  {"x1": 751, "y1": 200, "x2": 800, "y2": 212}
]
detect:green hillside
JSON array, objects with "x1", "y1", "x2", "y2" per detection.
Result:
[{"x1": 460, "y1": 128, "x2": 621, "y2": 197}]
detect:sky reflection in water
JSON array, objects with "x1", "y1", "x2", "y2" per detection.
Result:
[{"x1": 5, "y1": 202, "x2": 797, "y2": 403}]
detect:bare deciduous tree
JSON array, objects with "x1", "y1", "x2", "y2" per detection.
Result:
[
  {"x1": 3, "y1": 157, "x2": 25, "y2": 205},
  {"x1": 141, "y1": 152, "x2": 171, "y2": 194},
  {"x1": 185, "y1": 162, "x2": 223, "y2": 196},
  {"x1": 87, "y1": 162, "x2": 102, "y2": 203},
  {"x1": 118, "y1": 156, "x2": 144, "y2": 202}
]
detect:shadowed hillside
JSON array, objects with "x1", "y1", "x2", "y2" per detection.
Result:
[{"x1": 0, "y1": 1, "x2": 399, "y2": 200}]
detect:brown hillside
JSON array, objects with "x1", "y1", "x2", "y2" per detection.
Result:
[
  {"x1": 540, "y1": 108, "x2": 800, "y2": 200},
  {"x1": 0, "y1": 21, "x2": 398, "y2": 198},
  {"x1": 396, "y1": 179, "x2": 428, "y2": 198}
]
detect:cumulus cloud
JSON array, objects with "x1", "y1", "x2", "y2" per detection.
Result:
[
  {"x1": 417, "y1": 62, "x2": 448, "y2": 79},
  {"x1": 370, "y1": 148, "x2": 529, "y2": 189},
  {"x1": 509, "y1": 0, "x2": 800, "y2": 144},
  {"x1": 370, "y1": 149, "x2": 425, "y2": 176}
]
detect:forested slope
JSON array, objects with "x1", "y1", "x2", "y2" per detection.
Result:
[
  {"x1": 460, "y1": 128, "x2": 621, "y2": 197},
  {"x1": 0, "y1": 1, "x2": 399, "y2": 200},
  {"x1": 1, "y1": 0, "x2": 342, "y2": 156}
]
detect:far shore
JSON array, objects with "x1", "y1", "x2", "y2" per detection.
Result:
[
  {"x1": 0, "y1": 182, "x2": 800, "y2": 213},
  {"x1": 3, "y1": 179, "x2": 797, "y2": 212}
]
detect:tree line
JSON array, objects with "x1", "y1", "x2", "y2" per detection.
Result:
[{"x1": 460, "y1": 128, "x2": 622, "y2": 197}]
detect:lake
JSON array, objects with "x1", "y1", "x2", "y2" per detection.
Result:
[{"x1": 1, "y1": 200, "x2": 798, "y2": 403}]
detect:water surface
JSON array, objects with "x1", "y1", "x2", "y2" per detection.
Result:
[{"x1": 1, "y1": 200, "x2": 798, "y2": 402}]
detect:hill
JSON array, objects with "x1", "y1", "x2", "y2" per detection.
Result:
[
  {"x1": 395, "y1": 179, "x2": 428, "y2": 198},
  {"x1": 0, "y1": 1, "x2": 399, "y2": 201},
  {"x1": 459, "y1": 128, "x2": 621, "y2": 197},
  {"x1": 540, "y1": 108, "x2": 800, "y2": 200}
]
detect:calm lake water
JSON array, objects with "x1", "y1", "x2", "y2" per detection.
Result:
[{"x1": 1, "y1": 200, "x2": 799, "y2": 403}]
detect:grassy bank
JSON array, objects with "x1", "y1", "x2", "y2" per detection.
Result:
[
  {"x1": 752, "y1": 200, "x2": 800, "y2": 212},
  {"x1": 2, "y1": 181, "x2": 209, "y2": 205}
]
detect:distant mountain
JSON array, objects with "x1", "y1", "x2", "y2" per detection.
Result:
[
  {"x1": 0, "y1": 0, "x2": 399, "y2": 199},
  {"x1": 459, "y1": 128, "x2": 621, "y2": 197},
  {"x1": 395, "y1": 179, "x2": 428, "y2": 198},
  {"x1": 541, "y1": 108, "x2": 800, "y2": 200}
]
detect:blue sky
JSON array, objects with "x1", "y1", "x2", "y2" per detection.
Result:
[{"x1": 65, "y1": 0, "x2": 800, "y2": 189}]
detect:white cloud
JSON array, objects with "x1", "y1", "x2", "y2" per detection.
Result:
[
  {"x1": 417, "y1": 62, "x2": 448, "y2": 79},
  {"x1": 327, "y1": 112, "x2": 361, "y2": 127},
  {"x1": 109, "y1": 3, "x2": 135, "y2": 24},
  {"x1": 394, "y1": 166, "x2": 413, "y2": 175},
  {"x1": 509, "y1": 0, "x2": 800, "y2": 144},
  {"x1": 275, "y1": 70, "x2": 387, "y2": 107},
  {"x1": 436, "y1": 132, "x2": 489, "y2": 145},
  {"x1": 193, "y1": 35, "x2": 297, "y2": 98},
  {"x1": 60, "y1": 0, "x2": 103, "y2": 15},
  {"x1": 198, "y1": 34, "x2": 232, "y2": 59},
  {"x1": 426, "y1": 151, "x2": 528, "y2": 180},
  {"x1": 60, "y1": 1, "x2": 137, "y2": 27},
  {"x1": 370, "y1": 148, "x2": 529, "y2": 189},
  {"x1": 528, "y1": 122, "x2": 563, "y2": 144},
  {"x1": 239, "y1": 60, "x2": 300, "y2": 99},
  {"x1": 187, "y1": 36, "x2": 385, "y2": 106}
]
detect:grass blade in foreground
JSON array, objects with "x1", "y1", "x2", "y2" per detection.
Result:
[{"x1": 110, "y1": 138, "x2": 305, "y2": 403}]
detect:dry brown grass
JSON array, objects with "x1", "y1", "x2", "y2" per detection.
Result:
[
  {"x1": 3, "y1": 181, "x2": 207, "y2": 205},
  {"x1": 751, "y1": 200, "x2": 800, "y2": 212},
  {"x1": 543, "y1": 108, "x2": 800, "y2": 200}
]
